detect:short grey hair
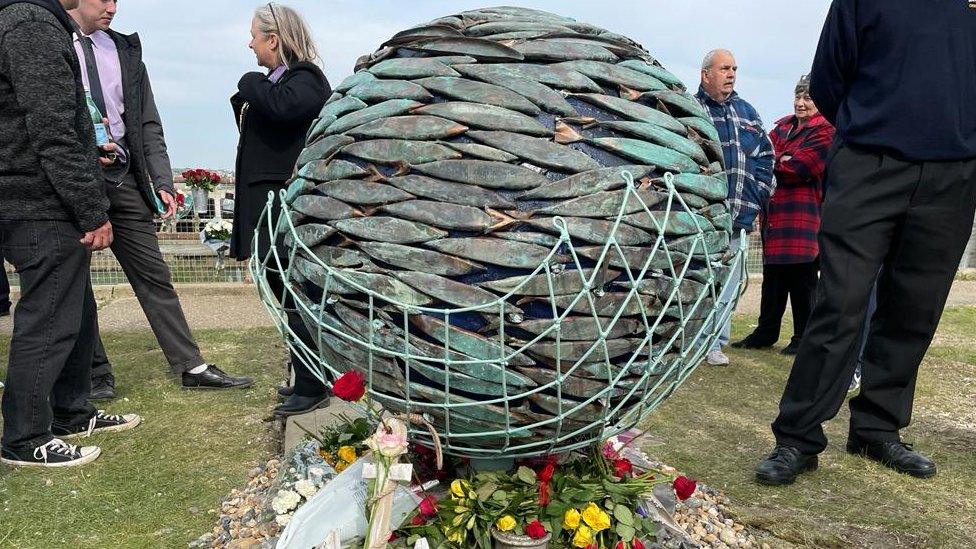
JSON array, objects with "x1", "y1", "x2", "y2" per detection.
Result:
[{"x1": 701, "y1": 49, "x2": 733, "y2": 71}]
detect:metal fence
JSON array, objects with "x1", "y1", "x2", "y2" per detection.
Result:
[{"x1": 3, "y1": 184, "x2": 249, "y2": 288}]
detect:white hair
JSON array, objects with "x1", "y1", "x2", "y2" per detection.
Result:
[{"x1": 701, "y1": 49, "x2": 734, "y2": 71}]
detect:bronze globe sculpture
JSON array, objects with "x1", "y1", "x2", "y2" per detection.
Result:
[{"x1": 254, "y1": 6, "x2": 743, "y2": 458}]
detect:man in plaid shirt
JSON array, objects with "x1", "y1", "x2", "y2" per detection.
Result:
[{"x1": 695, "y1": 49, "x2": 776, "y2": 366}]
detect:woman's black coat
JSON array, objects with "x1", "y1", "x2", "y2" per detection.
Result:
[{"x1": 230, "y1": 61, "x2": 330, "y2": 259}]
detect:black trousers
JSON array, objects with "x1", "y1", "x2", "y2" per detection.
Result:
[
  {"x1": 251, "y1": 190, "x2": 327, "y2": 397},
  {"x1": 772, "y1": 144, "x2": 976, "y2": 454},
  {"x1": 91, "y1": 175, "x2": 205, "y2": 378},
  {"x1": 0, "y1": 220, "x2": 97, "y2": 452},
  {"x1": 750, "y1": 261, "x2": 819, "y2": 344}
]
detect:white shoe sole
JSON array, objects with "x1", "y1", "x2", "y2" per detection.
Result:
[
  {"x1": 0, "y1": 447, "x2": 101, "y2": 468},
  {"x1": 60, "y1": 415, "x2": 143, "y2": 440}
]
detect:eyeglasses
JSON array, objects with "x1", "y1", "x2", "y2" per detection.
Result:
[{"x1": 267, "y1": 2, "x2": 280, "y2": 32}]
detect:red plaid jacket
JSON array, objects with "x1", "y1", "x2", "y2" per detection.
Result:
[{"x1": 762, "y1": 112, "x2": 835, "y2": 264}]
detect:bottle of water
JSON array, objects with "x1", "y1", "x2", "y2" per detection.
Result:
[{"x1": 85, "y1": 88, "x2": 110, "y2": 146}]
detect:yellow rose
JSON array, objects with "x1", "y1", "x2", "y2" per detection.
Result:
[
  {"x1": 450, "y1": 479, "x2": 470, "y2": 499},
  {"x1": 337, "y1": 446, "x2": 357, "y2": 464},
  {"x1": 581, "y1": 502, "x2": 611, "y2": 532},
  {"x1": 571, "y1": 524, "x2": 593, "y2": 548},
  {"x1": 496, "y1": 515, "x2": 517, "y2": 532},
  {"x1": 563, "y1": 508, "x2": 581, "y2": 530},
  {"x1": 446, "y1": 529, "x2": 464, "y2": 544},
  {"x1": 335, "y1": 461, "x2": 348, "y2": 473}
]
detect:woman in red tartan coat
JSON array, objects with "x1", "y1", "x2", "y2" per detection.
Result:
[{"x1": 733, "y1": 76, "x2": 835, "y2": 355}]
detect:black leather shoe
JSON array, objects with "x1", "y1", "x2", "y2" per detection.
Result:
[
  {"x1": 846, "y1": 438, "x2": 936, "y2": 478},
  {"x1": 90, "y1": 373, "x2": 117, "y2": 401},
  {"x1": 277, "y1": 385, "x2": 295, "y2": 401},
  {"x1": 756, "y1": 445, "x2": 819, "y2": 485},
  {"x1": 780, "y1": 338, "x2": 801, "y2": 356},
  {"x1": 182, "y1": 364, "x2": 253, "y2": 390},
  {"x1": 273, "y1": 394, "x2": 330, "y2": 418},
  {"x1": 730, "y1": 334, "x2": 775, "y2": 349}
]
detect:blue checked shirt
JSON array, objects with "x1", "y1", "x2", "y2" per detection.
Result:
[{"x1": 695, "y1": 88, "x2": 775, "y2": 231}]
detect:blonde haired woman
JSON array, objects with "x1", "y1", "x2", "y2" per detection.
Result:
[{"x1": 231, "y1": 3, "x2": 331, "y2": 416}]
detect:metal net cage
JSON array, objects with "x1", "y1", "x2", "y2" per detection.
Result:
[{"x1": 251, "y1": 6, "x2": 745, "y2": 458}]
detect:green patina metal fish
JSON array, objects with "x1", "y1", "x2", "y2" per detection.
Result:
[
  {"x1": 358, "y1": 241, "x2": 485, "y2": 276},
  {"x1": 331, "y1": 216, "x2": 447, "y2": 244},
  {"x1": 341, "y1": 139, "x2": 461, "y2": 165},
  {"x1": 412, "y1": 159, "x2": 551, "y2": 190},
  {"x1": 426, "y1": 237, "x2": 560, "y2": 269},
  {"x1": 386, "y1": 174, "x2": 515, "y2": 209},
  {"x1": 315, "y1": 179, "x2": 415, "y2": 205},
  {"x1": 345, "y1": 114, "x2": 468, "y2": 140},
  {"x1": 414, "y1": 76, "x2": 540, "y2": 115},
  {"x1": 467, "y1": 130, "x2": 602, "y2": 172},
  {"x1": 413, "y1": 101, "x2": 551, "y2": 136}
]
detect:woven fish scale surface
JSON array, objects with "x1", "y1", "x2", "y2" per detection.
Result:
[{"x1": 272, "y1": 6, "x2": 736, "y2": 457}]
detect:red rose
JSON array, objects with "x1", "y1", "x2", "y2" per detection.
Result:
[
  {"x1": 332, "y1": 370, "x2": 366, "y2": 401},
  {"x1": 419, "y1": 495, "x2": 437, "y2": 516},
  {"x1": 615, "y1": 542, "x2": 626, "y2": 549},
  {"x1": 538, "y1": 481, "x2": 550, "y2": 507},
  {"x1": 538, "y1": 460, "x2": 556, "y2": 483},
  {"x1": 524, "y1": 520, "x2": 547, "y2": 539},
  {"x1": 388, "y1": 532, "x2": 398, "y2": 542},
  {"x1": 613, "y1": 458, "x2": 633, "y2": 478},
  {"x1": 214, "y1": 174, "x2": 221, "y2": 183},
  {"x1": 632, "y1": 539, "x2": 645, "y2": 549},
  {"x1": 673, "y1": 476, "x2": 697, "y2": 501},
  {"x1": 411, "y1": 514, "x2": 426, "y2": 526}
]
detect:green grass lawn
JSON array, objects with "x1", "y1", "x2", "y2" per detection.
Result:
[
  {"x1": 0, "y1": 329, "x2": 284, "y2": 549},
  {"x1": 643, "y1": 307, "x2": 976, "y2": 548},
  {"x1": 1, "y1": 311, "x2": 974, "y2": 548}
]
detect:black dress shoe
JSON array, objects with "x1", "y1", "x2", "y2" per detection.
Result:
[
  {"x1": 273, "y1": 393, "x2": 330, "y2": 418},
  {"x1": 846, "y1": 438, "x2": 937, "y2": 478},
  {"x1": 780, "y1": 338, "x2": 801, "y2": 356},
  {"x1": 90, "y1": 373, "x2": 117, "y2": 401},
  {"x1": 730, "y1": 334, "x2": 776, "y2": 349},
  {"x1": 277, "y1": 385, "x2": 295, "y2": 401},
  {"x1": 182, "y1": 364, "x2": 253, "y2": 390},
  {"x1": 756, "y1": 445, "x2": 819, "y2": 485}
]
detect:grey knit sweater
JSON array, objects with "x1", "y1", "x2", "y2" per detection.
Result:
[{"x1": 0, "y1": 1, "x2": 108, "y2": 231}]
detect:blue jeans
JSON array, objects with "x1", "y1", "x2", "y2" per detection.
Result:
[{"x1": 711, "y1": 232, "x2": 748, "y2": 351}]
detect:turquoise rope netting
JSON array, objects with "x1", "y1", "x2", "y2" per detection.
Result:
[
  {"x1": 250, "y1": 6, "x2": 745, "y2": 458},
  {"x1": 252, "y1": 173, "x2": 745, "y2": 458}
]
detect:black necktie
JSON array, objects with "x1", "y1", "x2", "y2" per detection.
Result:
[{"x1": 77, "y1": 34, "x2": 107, "y2": 118}]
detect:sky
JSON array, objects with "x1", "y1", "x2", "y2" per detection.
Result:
[{"x1": 108, "y1": 1, "x2": 833, "y2": 170}]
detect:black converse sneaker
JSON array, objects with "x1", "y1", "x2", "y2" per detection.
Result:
[
  {"x1": 52, "y1": 411, "x2": 142, "y2": 440},
  {"x1": 0, "y1": 438, "x2": 101, "y2": 468}
]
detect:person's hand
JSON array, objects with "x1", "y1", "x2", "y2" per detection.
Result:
[
  {"x1": 80, "y1": 220, "x2": 113, "y2": 251},
  {"x1": 98, "y1": 142, "x2": 119, "y2": 167},
  {"x1": 158, "y1": 190, "x2": 178, "y2": 219}
]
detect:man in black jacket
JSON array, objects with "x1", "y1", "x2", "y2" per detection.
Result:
[
  {"x1": 757, "y1": 0, "x2": 976, "y2": 485},
  {"x1": 0, "y1": 0, "x2": 140, "y2": 468},
  {"x1": 68, "y1": 0, "x2": 252, "y2": 396}
]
